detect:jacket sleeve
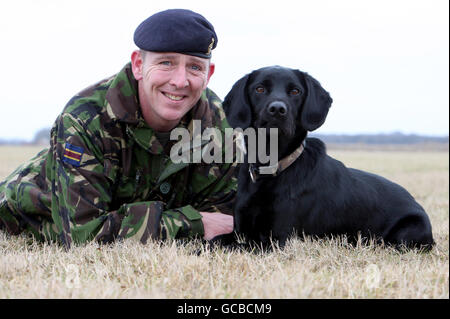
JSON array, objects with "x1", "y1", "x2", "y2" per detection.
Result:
[{"x1": 49, "y1": 112, "x2": 204, "y2": 248}]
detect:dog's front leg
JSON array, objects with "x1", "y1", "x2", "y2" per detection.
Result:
[{"x1": 209, "y1": 232, "x2": 238, "y2": 246}]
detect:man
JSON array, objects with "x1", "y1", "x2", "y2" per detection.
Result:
[{"x1": 0, "y1": 9, "x2": 236, "y2": 249}]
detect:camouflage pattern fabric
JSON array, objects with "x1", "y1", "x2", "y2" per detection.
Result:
[{"x1": 0, "y1": 63, "x2": 237, "y2": 249}]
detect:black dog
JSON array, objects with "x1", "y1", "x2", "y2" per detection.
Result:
[{"x1": 214, "y1": 66, "x2": 434, "y2": 250}]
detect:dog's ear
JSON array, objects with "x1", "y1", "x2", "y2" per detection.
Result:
[
  {"x1": 222, "y1": 73, "x2": 252, "y2": 129},
  {"x1": 296, "y1": 71, "x2": 333, "y2": 131}
]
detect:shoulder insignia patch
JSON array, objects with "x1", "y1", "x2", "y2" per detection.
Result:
[{"x1": 62, "y1": 143, "x2": 84, "y2": 167}]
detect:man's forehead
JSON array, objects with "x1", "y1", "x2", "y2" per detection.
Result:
[{"x1": 146, "y1": 51, "x2": 209, "y2": 64}]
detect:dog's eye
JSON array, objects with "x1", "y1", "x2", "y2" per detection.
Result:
[
  {"x1": 255, "y1": 86, "x2": 265, "y2": 93},
  {"x1": 290, "y1": 88, "x2": 301, "y2": 96}
]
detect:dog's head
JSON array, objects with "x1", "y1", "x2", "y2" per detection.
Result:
[{"x1": 223, "y1": 66, "x2": 332, "y2": 136}]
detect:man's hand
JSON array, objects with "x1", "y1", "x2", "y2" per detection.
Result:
[{"x1": 200, "y1": 212, "x2": 234, "y2": 240}]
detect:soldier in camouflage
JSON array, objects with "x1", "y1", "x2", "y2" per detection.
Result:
[{"x1": 0, "y1": 9, "x2": 237, "y2": 249}]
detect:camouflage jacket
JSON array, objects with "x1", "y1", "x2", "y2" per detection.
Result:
[{"x1": 0, "y1": 63, "x2": 237, "y2": 249}]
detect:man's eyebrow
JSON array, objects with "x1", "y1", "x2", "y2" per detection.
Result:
[{"x1": 187, "y1": 57, "x2": 208, "y2": 66}]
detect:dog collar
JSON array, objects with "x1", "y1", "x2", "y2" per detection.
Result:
[{"x1": 249, "y1": 140, "x2": 306, "y2": 183}]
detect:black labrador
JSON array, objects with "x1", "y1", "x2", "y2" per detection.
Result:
[{"x1": 214, "y1": 66, "x2": 434, "y2": 251}]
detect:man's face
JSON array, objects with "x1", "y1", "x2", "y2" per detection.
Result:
[{"x1": 131, "y1": 50, "x2": 215, "y2": 131}]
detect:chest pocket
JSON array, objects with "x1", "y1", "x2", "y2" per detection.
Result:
[
  {"x1": 115, "y1": 150, "x2": 177, "y2": 204},
  {"x1": 115, "y1": 169, "x2": 147, "y2": 203},
  {"x1": 114, "y1": 145, "x2": 155, "y2": 203}
]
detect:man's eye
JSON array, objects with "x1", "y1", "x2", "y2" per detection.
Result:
[
  {"x1": 160, "y1": 61, "x2": 171, "y2": 66},
  {"x1": 191, "y1": 65, "x2": 202, "y2": 71}
]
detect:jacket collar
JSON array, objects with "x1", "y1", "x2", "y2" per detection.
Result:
[{"x1": 105, "y1": 63, "x2": 141, "y2": 125}]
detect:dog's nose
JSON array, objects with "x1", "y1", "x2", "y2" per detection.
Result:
[{"x1": 267, "y1": 101, "x2": 287, "y2": 117}]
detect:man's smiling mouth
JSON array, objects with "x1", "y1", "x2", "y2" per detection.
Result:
[{"x1": 163, "y1": 92, "x2": 185, "y2": 101}]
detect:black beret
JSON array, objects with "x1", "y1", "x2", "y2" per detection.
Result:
[{"x1": 134, "y1": 9, "x2": 218, "y2": 59}]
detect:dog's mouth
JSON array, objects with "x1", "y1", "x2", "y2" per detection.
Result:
[{"x1": 255, "y1": 117, "x2": 296, "y2": 138}]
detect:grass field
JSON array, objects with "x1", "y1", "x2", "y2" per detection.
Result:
[{"x1": 0, "y1": 145, "x2": 448, "y2": 298}]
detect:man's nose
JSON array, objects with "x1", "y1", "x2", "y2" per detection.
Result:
[{"x1": 169, "y1": 65, "x2": 189, "y2": 88}]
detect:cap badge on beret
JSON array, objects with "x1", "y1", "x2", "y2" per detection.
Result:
[{"x1": 206, "y1": 38, "x2": 215, "y2": 56}]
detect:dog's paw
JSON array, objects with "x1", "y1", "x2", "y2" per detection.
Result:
[{"x1": 210, "y1": 233, "x2": 237, "y2": 245}]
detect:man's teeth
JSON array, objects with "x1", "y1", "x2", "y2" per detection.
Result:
[{"x1": 164, "y1": 93, "x2": 184, "y2": 101}]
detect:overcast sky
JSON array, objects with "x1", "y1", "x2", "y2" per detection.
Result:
[{"x1": 0, "y1": 0, "x2": 448, "y2": 141}]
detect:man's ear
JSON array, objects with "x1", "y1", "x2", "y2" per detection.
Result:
[
  {"x1": 131, "y1": 50, "x2": 144, "y2": 81},
  {"x1": 296, "y1": 71, "x2": 333, "y2": 131},
  {"x1": 203, "y1": 62, "x2": 215, "y2": 89},
  {"x1": 222, "y1": 72, "x2": 253, "y2": 129}
]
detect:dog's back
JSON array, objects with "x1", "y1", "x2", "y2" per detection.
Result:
[{"x1": 297, "y1": 138, "x2": 434, "y2": 249}]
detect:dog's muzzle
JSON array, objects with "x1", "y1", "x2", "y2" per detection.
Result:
[{"x1": 258, "y1": 101, "x2": 295, "y2": 137}]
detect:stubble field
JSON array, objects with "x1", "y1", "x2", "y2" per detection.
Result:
[{"x1": 0, "y1": 145, "x2": 448, "y2": 298}]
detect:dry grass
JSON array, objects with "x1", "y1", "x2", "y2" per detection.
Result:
[{"x1": 0, "y1": 145, "x2": 448, "y2": 299}]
